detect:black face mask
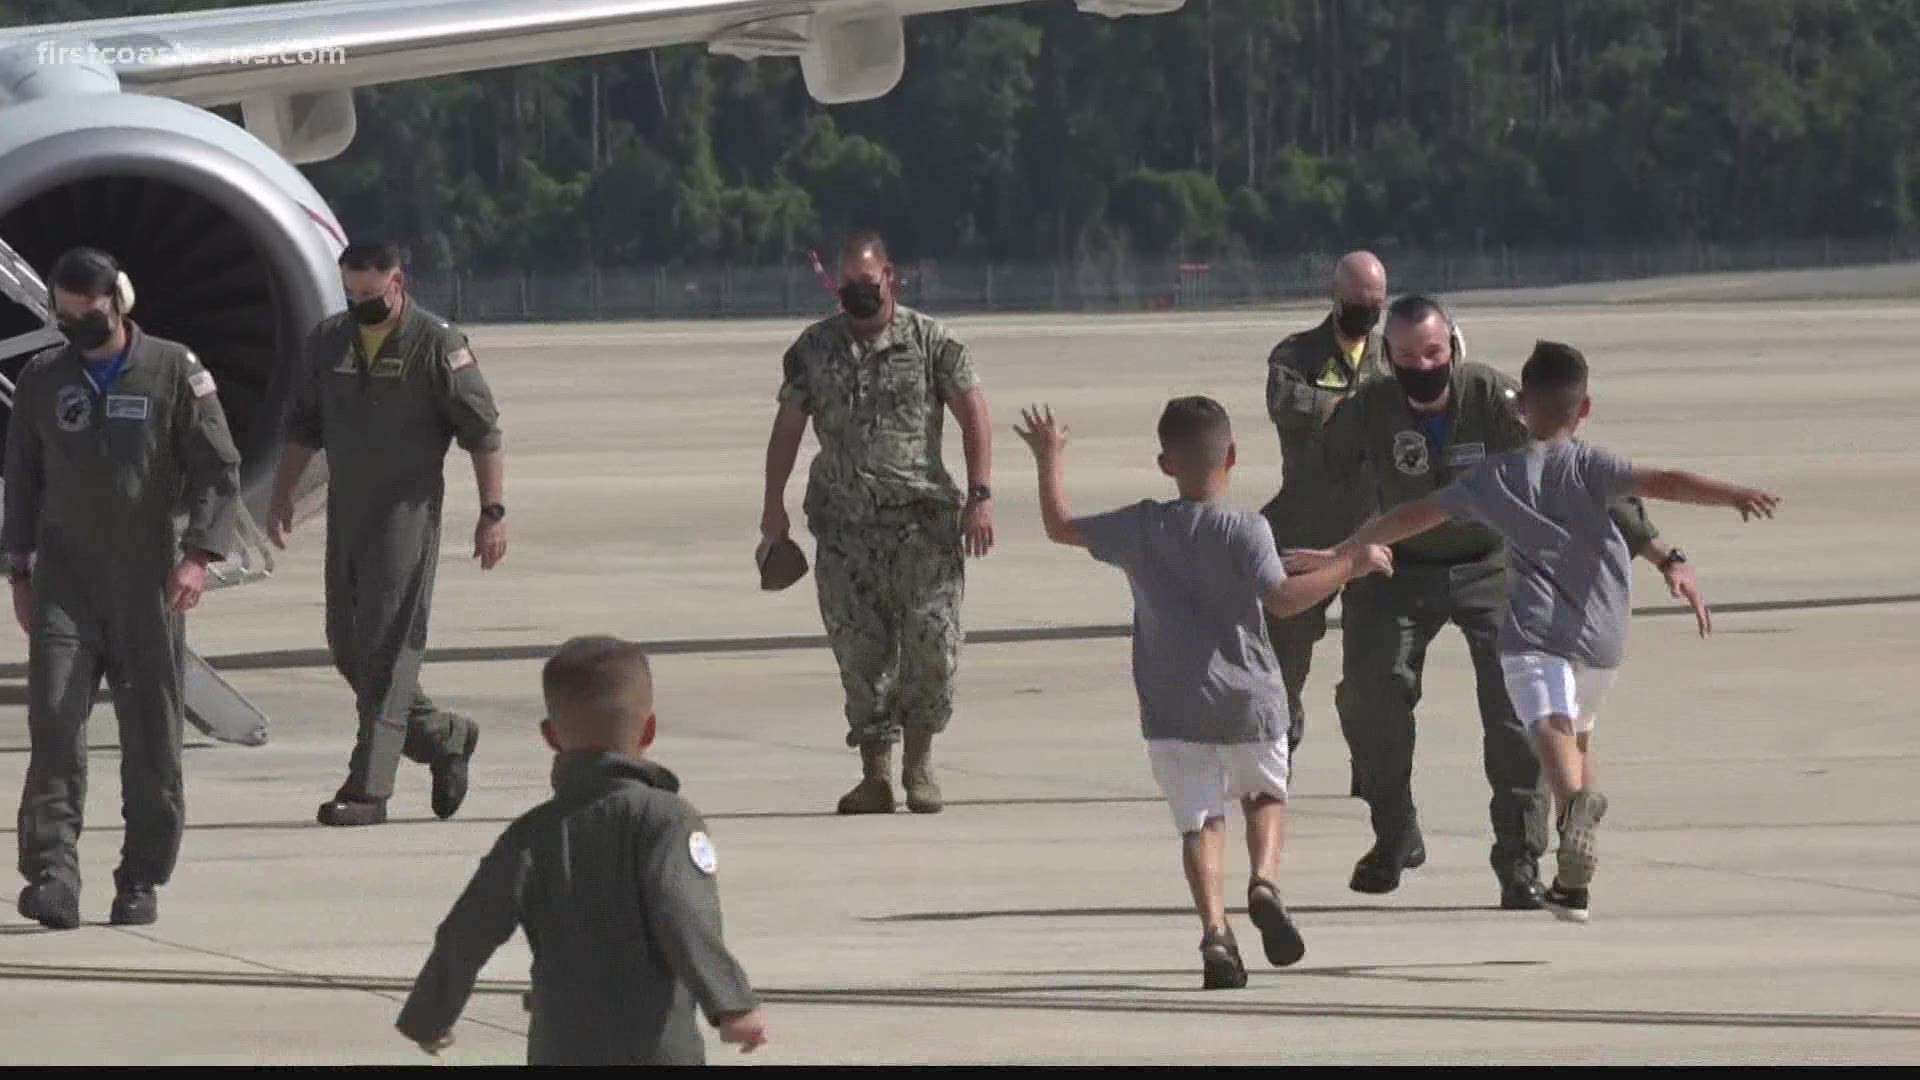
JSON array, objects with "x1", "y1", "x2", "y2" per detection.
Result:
[
  {"x1": 838, "y1": 280, "x2": 885, "y2": 320},
  {"x1": 59, "y1": 310, "x2": 115, "y2": 352},
  {"x1": 1335, "y1": 302, "x2": 1381, "y2": 339},
  {"x1": 1393, "y1": 362, "x2": 1453, "y2": 405},
  {"x1": 350, "y1": 295, "x2": 393, "y2": 325}
]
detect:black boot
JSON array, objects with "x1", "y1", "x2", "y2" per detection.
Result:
[
  {"x1": 318, "y1": 785, "x2": 389, "y2": 827},
  {"x1": 110, "y1": 870, "x2": 158, "y2": 927},
  {"x1": 17, "y1": 876, "x2": 80, "y2": 931},
  {"x1": 431, "y1": 724, "x2": 481, "y2": 820},
  {"x1": 1350, "y1": 826, "x2": 1428, "y2": 895}
]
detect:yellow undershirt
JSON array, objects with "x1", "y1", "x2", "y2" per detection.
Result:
[
  {"x1": 1318, "y1": 336, "x2": 1366, "y2": 389},
  {"x1": 358, "y1": 322, "x2": 396, "y2": 364}
]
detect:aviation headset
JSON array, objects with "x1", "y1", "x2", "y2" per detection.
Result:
[{"x1": 52, "y1": 247, "x2": 136, "y2": 314}]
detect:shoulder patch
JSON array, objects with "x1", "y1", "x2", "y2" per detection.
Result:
[
  {"x1": 188, "y1": 370, "x2": 218, "y2": 398},
  {"x1": 688, "y1": 831, "x2": 718, "y2": 875},
  {"x1": 446, "y1": 347, "x2": 475, "y2": 371}
]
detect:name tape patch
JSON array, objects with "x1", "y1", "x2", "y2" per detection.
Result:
[
  {"x1": 106, "y1": 394, "x2": 150, "y2": 421},
  {"x1": 1446, "y1": 441, "x2": 1486, "y2": 468}
]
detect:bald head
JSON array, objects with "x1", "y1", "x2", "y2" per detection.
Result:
[
  {"x1": 542, "y1": 636, "x2": 656, "y2": 753},
  {"x1": 1331, "y1": 250, "x2": 1387, "y2": 339}
]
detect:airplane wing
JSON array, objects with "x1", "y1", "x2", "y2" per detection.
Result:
[{"x1": 0, "y1": 0, "x2": 1172, "y2": 109}]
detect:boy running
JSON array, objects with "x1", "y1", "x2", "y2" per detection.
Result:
[
  {"x1": 1017, "y1": 397, "x2": 1391, "y2": 987},
  {"x1": 1306, "y1": 342, "x2": 1779, "y2": 922}
]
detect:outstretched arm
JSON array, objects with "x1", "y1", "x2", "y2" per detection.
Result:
[
  {"x1": 1263, "y1": 545, "x2": 1392, "y2": 620},
  {"x1": 1014, "y1": 405, "x2": 1085, "y2": 547},
  {"x1": 1347, "y1": 496, "x2": 1453, "y2": 550},
  {"x1": 1634, "y1": 469, "x2": 1781, "y2": 520}
]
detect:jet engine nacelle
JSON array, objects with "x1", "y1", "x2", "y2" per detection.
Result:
[{"x1": 0, "y1": 90, "x2": 346, "y2": 517}]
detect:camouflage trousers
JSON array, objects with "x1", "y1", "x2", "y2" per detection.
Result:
[{"x1": 812, "y1": 515, "x2": 966, "y2": 748}]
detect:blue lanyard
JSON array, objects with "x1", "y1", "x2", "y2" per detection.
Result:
[{"x1": 82, "y1": 341, "x2": 131, "y2": 395}]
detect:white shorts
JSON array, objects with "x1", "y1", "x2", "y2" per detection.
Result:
[
  {"x1": 1499, "y1": 652, "x2": 1618, "y2": 737},
  {"x1": 1146, "y1": 738, "x2": 1290, "y2": 835}
]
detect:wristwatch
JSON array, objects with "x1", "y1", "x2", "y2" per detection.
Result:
[
  {"x1": 1657, "y1": 547, "x2": 1687, "y2": 572},
  {"x1": 967, "y1": 485, "x2": 991, "y2": 503},
  {"x1": 480, "y1": 503, "x2": 506, "y2": 522}
]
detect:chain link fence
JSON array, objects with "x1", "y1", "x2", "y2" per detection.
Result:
[{"x1": 403, "y1": 236, "x2": 1920, "y2": 323}]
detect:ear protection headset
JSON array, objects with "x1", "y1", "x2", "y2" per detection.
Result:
[
  {"x1": 1381, "y1": 293, "x2": 1463, "y2": 366},
  {"x1": 52, "y1": 247, "x2": 135, "y2": 314},
  {"x1": 114, "y1": 267, "x2": 136, "y2": 314}
]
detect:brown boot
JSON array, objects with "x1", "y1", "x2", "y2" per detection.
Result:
[
  {"x1": 836, "y1": 743, "x2": 896, "y2": 815},
  {"x1": 902, "y1": 729, "x2": 943, "y2": 814}
]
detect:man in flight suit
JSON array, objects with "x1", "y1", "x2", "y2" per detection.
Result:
[
  {"x1": 268, "y1": 242, "x2": 506, "y2": 827},
  {"x1": 1262, "y1": 251, "x2": 1390, "y2": 776},
  {"x1": 4, "y1": 247, "x2": 241, "y2": 929},
  {"x1": 1311, "y1": 295, "x2": 1700, "y2": 908}
]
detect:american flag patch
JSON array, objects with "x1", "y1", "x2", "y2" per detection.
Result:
[
  {"x1": 188, "y1": 370, "x2": 217, "y2": 398},
  {"x1": 447, "y1": 347, "x2": 475, "y2": 371}
]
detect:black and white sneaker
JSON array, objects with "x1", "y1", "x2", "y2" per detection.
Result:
[
  {"x1": 1543, "y1": 880, "x2": 1590, "y2": 924},
  {"x1": 1557, "y1": 789, "x2": 1609, "y2": 888},
  {"x1": 1200, "y1": 926, "x2": 1248, "y2": 989}
]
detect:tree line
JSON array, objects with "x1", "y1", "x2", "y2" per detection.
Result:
[{"x1": 10, "y1": 0, "x2": 1918, "y2": 274}]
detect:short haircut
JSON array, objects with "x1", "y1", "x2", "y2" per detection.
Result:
[
  {"x1": 1521, "y1": 340, "x2": 1589, "y2": 420},
  {"x1": 1385, "y1": 293, "x2": 1448, "y2": 329},
  {"x1": 48, "y1": 247, "x2": 121, "y2": 300},
  {"x1": 1157, "y1": 395, "x2": 1233, "y2": 468},
  {"x1": 841, "y1": 230, "x2": 888, "y2": 265},
  {"x1": 542, "y1": 636, "x2": 655, "y2": 744},
  {"x1": 338, "y1": 242, "x2": 403, "y2": 272}
]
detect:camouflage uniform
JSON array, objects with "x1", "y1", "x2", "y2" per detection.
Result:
[{"x1": 777, "y1": 306, "x2": 975, "y2": 750}]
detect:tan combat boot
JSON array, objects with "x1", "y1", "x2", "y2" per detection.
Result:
[
  {"x1": 902, "y1": 729, "x2": 943, "y2": 814},
  {"x1": 836, "y1": 743, "x2": 897, "y2": 814}
]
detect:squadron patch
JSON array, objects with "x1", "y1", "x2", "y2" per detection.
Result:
[
  {"x1": 688, "y1": 831, "x2": 718, "y2": 876},
  {"x1": 1392, "y1": 429, "x2": 1431, "y2": 476},
  {"x1": 54, "y1": 385, "x2": 92, "y2": 432},
  {"x1": 188, "y1": 370, "x2": 217, "y2": 398}
]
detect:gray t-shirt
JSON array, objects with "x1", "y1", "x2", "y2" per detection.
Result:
[
  {"x1": 1432, "y1": 439, "x2": 1637, "y2": 668},
  {"x1": 1077, "y1": 498, "x2": 1291, "y2": 744}
]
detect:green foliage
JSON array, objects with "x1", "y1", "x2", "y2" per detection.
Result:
[{"x1": 6, "y1": 0, "x2": 1918, "y2": 267}]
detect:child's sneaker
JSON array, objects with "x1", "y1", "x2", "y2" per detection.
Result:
[
  {"x1": 1246, "y1": 877, "x2": 1306, "y2": 967},
  {"x1": 1556, "y1": 789, "x2": 1608, "y2": 888},
  {"x1": 1199, "y1": 926, "x2": 1248, "y2": 989},
  {"x1": 1543, "y1": 879, "x2": 1590, "y2": 924}
]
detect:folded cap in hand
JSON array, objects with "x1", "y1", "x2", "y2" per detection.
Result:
[{"x1": 756, "y1": 536, "x2": 809, "y2": 591}]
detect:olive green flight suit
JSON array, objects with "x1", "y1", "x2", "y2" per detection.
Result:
[
  {"x1": 287, "y1": 302, "x2": 501, "y2": 800},
  {"x1": 1261, "y1": 314, "x2": 1389, "y2": 751},
  {"x1": 2, "y1": 325, "x2": 240, "y2": 892},
  {"x1": 396, "y1": 752, "x2": 759, "y2": 1065},
  {"x1": 1317, "y1": 359, "x2": 1658, "y2": 886}
]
